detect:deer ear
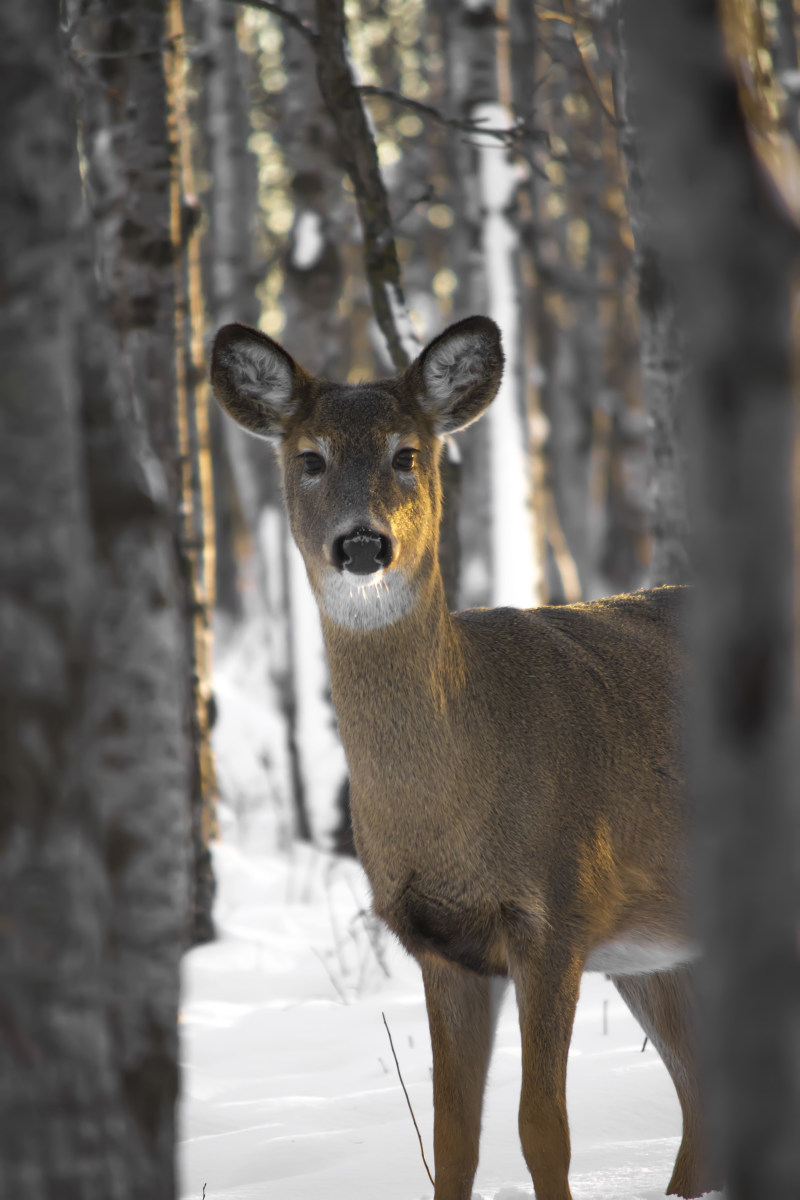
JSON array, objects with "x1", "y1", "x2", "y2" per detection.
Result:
[
  {"x1": 211, "y1": 323, "x2": 306, "y2": 441},
  {"x1": 413, "y1": 316, "x2": 504, "y2": 435}
]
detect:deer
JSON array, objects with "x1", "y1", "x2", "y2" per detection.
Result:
[{"x1": 211, "y1": 315, "x2": 718, "y2": 1200}]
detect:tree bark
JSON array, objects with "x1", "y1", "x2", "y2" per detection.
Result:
[
  {"x1": 205, "y1": 0, "x2": 261, "y2": 619},
  {"x1": 614, "y1": 9, "x2": 692, "y2": 586},
  {"x1": 433, "y1": 0, "x2": 494, "y2": 608},
  {"x1": 0, "y1": 1, "x2": 189, "y2": 1192},
  {"x1": 624, "y1": 2, "x2": 800, "y2": 1195},
  {"x1": 313, "y1": 0, "x2": 420, "y2": 370},
  {"x1": 73, "y1": 0, "x2": 217, "y2": 943},
  {"x1": 165, "y1": 0, "x2": 218, "y2": 943}
]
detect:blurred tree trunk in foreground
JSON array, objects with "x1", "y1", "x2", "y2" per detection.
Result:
[
  {"x1": 625, "y1": 2, "x2": 800, "y2": 1195},
  {"x1": 0, "y1": 0, "x2": 189, "y2": 1193},
  {"x1": 614, "y1": 11, "x2": 692, "y2": 587}
]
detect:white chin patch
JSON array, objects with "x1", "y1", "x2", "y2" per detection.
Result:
[{"x1": 318, "y1": 568, "x2": 416, "y2": 631}]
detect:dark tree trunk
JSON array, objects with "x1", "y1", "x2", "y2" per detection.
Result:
[
  {"x1": 614, "y1": 11, "x2": 692, "y2": 587},
  {"x1": 204, "y1": 0, "x2": 264, "y2": 621},
  {"x1": 205, "y1": 0, "x2": 256, "y2": 618},
  {"x1": 624, "y1": 3, "x2": 800, "y2": 1195},
  {"x1": 0, "y1": 1, "x2": 189, "y2": 1193}
]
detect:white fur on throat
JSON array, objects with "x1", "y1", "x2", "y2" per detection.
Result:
[
  {"x1": 422, "y1": 332, "x2": 489, "y2": 407},
  {"x1": 317, "y1": 566, "x2": 416, "y2": 631}
]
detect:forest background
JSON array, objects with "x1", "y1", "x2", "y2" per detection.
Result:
[{"x1": 1, "y1": 0, "x2": 799, "y2": 1196}]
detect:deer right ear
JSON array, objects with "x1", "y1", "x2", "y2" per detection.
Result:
[{"x1": 211, "y1": 323, "x2": 304, "y2": 441}]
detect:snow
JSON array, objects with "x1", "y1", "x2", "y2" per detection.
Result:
[{"x1": 178, "y1": 841, "x2": 724, "y2": 1200}]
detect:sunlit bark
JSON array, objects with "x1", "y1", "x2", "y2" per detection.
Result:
[{"x1": 166, "y1": 0, "x2": 218, "y2": 940}]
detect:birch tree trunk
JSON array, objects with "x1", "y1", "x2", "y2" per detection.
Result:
[
  {"x1": 625, "y1": 3, "x2": 800, "y2": 1194},
  {"x1": 0, "y1": 1, "x2": 189, "y2": 1192}
]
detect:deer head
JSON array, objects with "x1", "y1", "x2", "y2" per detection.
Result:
[{"x1": 211, "y1": 316, "x2": 504, "y2": 631}]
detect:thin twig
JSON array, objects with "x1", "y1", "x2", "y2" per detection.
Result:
[
  {"x1": 312, "y1": 948, "x2": 349, "y2": 1004},
  {"x1": 376, "y1": 186, "x2": 435, "y2": 249},
  {"x1": 323, "y1": 860, "x2": 349, "y2": 980},
  {"x1": 231, "y1": 0, "x2": 319, "y2": 46},
  {"x1": 350, "y1": 906, "x2": 391, "y2": 977},
  {"x1": 358, "y1": 85, "x2": 550, "y2": 179},
  {"x1": 358, "y1": 83, "x2": 548, "y2": 145},
  {"x1": 382, "y1": 1012, "x2": 434, "y2": 1188}
]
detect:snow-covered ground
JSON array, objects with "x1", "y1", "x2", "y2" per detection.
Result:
[{"x1": 178, "y1": 841, "x2": 723, "y2": 1200}]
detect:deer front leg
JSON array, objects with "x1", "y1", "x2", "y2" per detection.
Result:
[
  {"x1": 420, "y1": 953, "x2": 504, "y2": 1200},
  {"x1": 512, "y1": 951, "x2": 582, "y2": 1200}
]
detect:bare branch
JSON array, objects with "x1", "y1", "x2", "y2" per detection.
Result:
[
  {"x1": 312, "y1": 0, "x2": 419, "y2": 369},
  {"x1": 561, "y1": 0, "x2": 619, "y2": 128},
  {"x1": 376, "y1": 185, "x2": 434, "y2": 250},
  {"x1": 358, "y1": 83, "x2": 549, "y2": 146},
  {"x1": 382, "y1": 1012, "x2": 434, "y2": 1188}
]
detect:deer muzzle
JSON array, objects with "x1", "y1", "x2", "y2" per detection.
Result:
[{"x1": 332, "y1": 527, "x2": 394, "y2": 575}]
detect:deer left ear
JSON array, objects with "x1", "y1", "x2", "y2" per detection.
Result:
[{"x1": 411, "y1": 315, "x2": 504, "y2": 435}]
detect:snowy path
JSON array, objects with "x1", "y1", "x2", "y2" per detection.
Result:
[{"x1": 178, "y1": 844, "x2": 721, "y2": 1200}]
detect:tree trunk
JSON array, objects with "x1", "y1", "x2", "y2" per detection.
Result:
[
  {"x1": 624, "y1": 3, "x2": 800, "y2": 1195},
  {"x1": 205, "y1": 0, "x2": 260, "y2": 619},
  {"x1": 0, "y1": 1, "x2": 189, "y2": 1192},
  {"x1": 73, "y1": 0, "x2": 217, "y2": 943},
  {"x1": 434, "y1": 0, "x2": 495, "y2": 608},
  {"x1": 614, "y1": 9, "x2": 692, "y2": 587},
  {"x1": 165, "y1": 0, "x2": 218, "y2": 942}
]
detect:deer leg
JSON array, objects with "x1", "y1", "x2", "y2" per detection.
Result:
[
  {"x1": 420, "y1": 954, "x2": 505, "y2": 1200},
  {"x1": 612, "y1": 965, "x2": 721, "y2": 1199},
  {"x1": 512, "y1": 952, "x2": 582, "y2": 1200}
]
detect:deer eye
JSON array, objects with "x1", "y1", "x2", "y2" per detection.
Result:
[
  {"x1": 300, "y1": 451, "x2": 325, "y2": 476},
  {"x1": 392, "y1": 447, "x2": 417, "y2": 472}
]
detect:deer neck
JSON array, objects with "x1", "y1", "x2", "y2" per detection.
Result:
[{"x1": 320, "y1": 564, "x2": 463, "y2": 765}]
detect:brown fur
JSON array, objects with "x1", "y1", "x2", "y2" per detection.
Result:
[{"x1": 211, "y1": 316, "x2": 719, "y2": 1200}]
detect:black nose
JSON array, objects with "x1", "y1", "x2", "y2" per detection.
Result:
[{"x1": 332, "y1": 527, "x2": 393, "y2": 575}]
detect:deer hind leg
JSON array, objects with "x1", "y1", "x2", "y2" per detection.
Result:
[
  {"x1": 612, "y1": 965, "x2": 721, "y2": 1199},
  {"x1": 512, "y1": 951, "x2": 582, "y2": 1200},
  {"x1": 420, "y1": 955, "x2": 505, "y2": 1200}
]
